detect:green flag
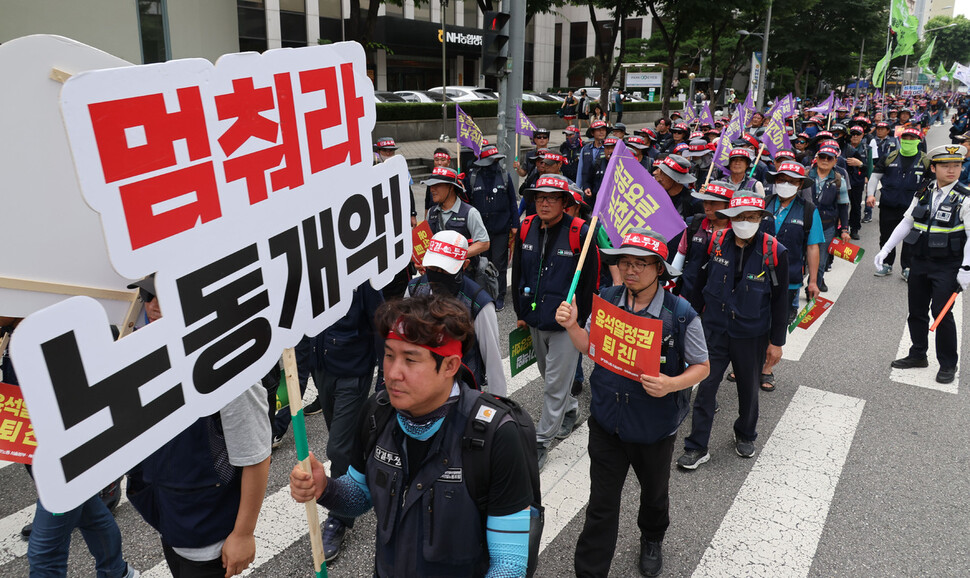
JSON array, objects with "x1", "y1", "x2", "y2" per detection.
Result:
[
  {"x1": 949, "y1": 62, "x2": 958, "y2": 80},
  {"x1": 890, "y1": 0, "x2": 919, "y2": 56},
  {"x1": 917, "y1": 36, "x2": 936, "y2": 72},
  {"x1": 874, "y1": 50, "x2": 892, "y2": 88},
  {"x1": 937, "y1": 62, "x2": 948, "y2": 80}
]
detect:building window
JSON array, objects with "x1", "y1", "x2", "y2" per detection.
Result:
[
  {"x1": 318, "y1": 0, "x2": 340, "y2": 18},
  {"x1": 138, "y1": 0, "x2": 168, "y2": 64},
  {"x1": 554, "y1": 22, "x2": 562, "y2": 88},
  {"x1": 385, "y1": 1, "x2": 403, "y2": 17},
  {"x1": 462, "y1": 0, "x2": 478, "y2": 28},
  {"x1": 569, "y1": 22, "x2": 586, "y2": 65},
  {"x1": 238, "y1": 0, "x2": 268, "y2": 52},
  {"x1": 625, "y1": 17, "x2": 642, "y2": 40},
  {"x1": 281, "y1": 11, "x2": 308, "y2": 47},
  {"x1": 280, "y1": 0, "x2": 305, "y2": 12},
  {"x1": 413, "y1": 0, "x2": 430, "y2": 21}
]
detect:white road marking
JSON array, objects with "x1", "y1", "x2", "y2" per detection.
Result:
[
  {"x1": 501, "y1": 354, "x2": 541, "y2": 396},
  {"x1": 890, "y1": 294, "x2": 962, "y2": 394},
  {"x1": 538, "y1": 422, "x2": 590, "y2": 554},
  {"x1": 783, "y1": 253, "x2": 859, "y2": 361},
  {"x1": 692, "y1": 387, "x2": 864, "y2": 578}
]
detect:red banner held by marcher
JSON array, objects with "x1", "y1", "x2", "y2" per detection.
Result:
[
  {"x1": 411, "y1": 220, "x2": 433, "y2": 266},
  {"x1": 588, "y1": 295, "x2": 663, "y2": 379},
  {"x1": 0, "y1": 383, "x2": 36, "y2": 464}
]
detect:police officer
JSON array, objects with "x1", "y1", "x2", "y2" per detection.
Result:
[
  {"x1": 874, "y1": 145, "x2": 970, "y2": 384},
  {"x1": 407, "y1": 230, "x2": 507, "y2": 396},
  {"x1": 867, "y1": 128, "x2": 930, "y2": 278},
  {"x1": 289, "y1": 294, "x2": 535, "y2": 577},
  {"x1": 556, "y1": 229, "x2": 710, "y2": 578},
  {"x1": 512, "y1": 175, "x2": 599, "y2": 469},
  {"x1": 677, "y1": 191, "x2": 790, "y2": 467},
  {"x1": 466, "y1": 145, "x2": 518, "y2": 310}
]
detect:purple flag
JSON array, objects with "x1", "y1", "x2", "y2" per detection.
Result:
[
  {"x1": 808, "y1": 91, "x2": 835, "y2": 114},
  {"x1": 456, "y1": 104, "x2": 484, "y2": 157},
  {"x1": 681, "y1": 98, "x2": 697, "y2": 125},
  {"x1": 515, "y1": 104, "x2": 537, "y2": 138},
  {"x1": 761, "y1": 110, "x2": 792, "y2": 159},
  {"x1": 776, "y1": 93, "x2": 796, "y2": 119},
  {"x1": 712, "y1": 113, "x2": 744, "y2": 173},
  {"x1": 739, "y1": 92, "x2": 755, "y2": 127},
  {"x1": 591, "y1": 141, "x2": 687, "y2": 247},
  {"x1": 700, "y1": 103, "x2": 715, "y2": 126}
]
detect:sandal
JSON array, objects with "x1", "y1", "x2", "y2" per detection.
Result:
[
  {"x1": 726, "y1": 372, "x2": 736, "y2": 382},
  {"x1": 760, "y1": 373, "x2": 775, "y2": 392}
]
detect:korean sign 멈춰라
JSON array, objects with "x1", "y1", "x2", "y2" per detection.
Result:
[{"x1": 10, "y1": 41, "x2": 411, "y2": 512}]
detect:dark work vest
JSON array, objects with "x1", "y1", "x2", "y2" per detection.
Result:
[
  {"x1": 811, "y1": 171, "x2": 841, "y2": 224},
  {"x1": 429, "y1": 199, "x2": 474, "y2": 238},
  {"x1": 518, "y1": 214, "x2": 588, "y2": 331},
  {"x1": 367, "y1": 385, "x2": 488, "y2": 577},
  {"x1": 127, "y1": 416, "x2": 241, "y2": 548},
  {"x1": 589, "y1": 286, "x2": 695, "y2": 445},
  {"x1": 768, "y1": 195, "x2": 810, "y2": 282},
  {"x1": 468, "y1": 166, "x2": 514, "y2": 232},
  {"x1": 904, "y1": 182, "x2": 969, "y2": 263},
  {"x1": 879, "y1": 152, "x2": 928, "y2": 208}
]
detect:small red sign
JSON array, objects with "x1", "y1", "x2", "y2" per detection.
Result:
[
  {"x1": 0, "y1": 383, "x2": 35, "y2": 464},
  {"x1": 588, "y1": 295, "x2": 663, "y2": 379}
]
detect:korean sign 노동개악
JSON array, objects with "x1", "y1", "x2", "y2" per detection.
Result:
[{"x1": 10, "y1": 41, "x2": 411, "y2": 512}]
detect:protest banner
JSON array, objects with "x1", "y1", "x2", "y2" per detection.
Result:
[
  {"x1": 515, "y1": 103, "x2": 536, "y2": 139},
  {"x1": 411, "y1": 220, "x2": 433, "y2": 266},
  {"x1": 712, "y1": 113, "x2": 744, "y2": 174},
  {"x1": 0, "y1": 382, "x2": 36, "y2": 465},
  {"x1": 787, "y1": 297, "x2": 834, "y2": 332},
  {"x1": 8, "y1": 35, "x2": 410, "y2": 538},
  {"x1": 700, "y1": 103, "x2": 715, "y2": 127},
  {"x1": 761, "y1": 109, "x2": 792, "y2": 160},
  {"x1": 588, "y1": 295, "x2": 662, "y2": 379},
  {"x1": 456, "y1": 104, "x2": 484, "y2": 158},
  {"x1": 508, "y1": 326, "x2": 537, "y2": 377},
  {"x1": 681, "y1": 98, "x2": 697, "y2": 125},
  {"x1": 591, "y1": 141, "x2": 688, "y2": 249},
  {"x1": 827, "y1": 238, "x2": 865, "y2": 264},
  {"x1": 0, "y1": 35, "x2": 141, "y2": 327}
]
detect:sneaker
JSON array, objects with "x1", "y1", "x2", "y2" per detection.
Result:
[
  {"x1": 537, "y1": 444, "x2": 549, "y2": 471},
  {"x1": 676, "y1": 449, "x2": 710, "y2": 470},
  {"x1": 495, "y1": 297, "x2": 505, "y2": 312},
  {"x1": 100, "y1": 476, "x2": 123, "y2": 512},
  {"x1": 891, "y1": 355, "x2": 929, "y2": 369},
  {"x1": 639, "y1": 539, "x2": 663, "y2": 577},
  {"x1": 123, "y1": 564, "x2": 141, "y2": 578},
  {"x1": 571, "y1": 379, "x2": 584, "y2": 396},
  {"x1": 735, "y1": 434, "x2": 756, "y2": 458},
  {"x1": 556, "y1": 408, "x2": 579, "y2": 439},
  {"x1": 20, "y1": 523, "x2": 31, "y2": 539},
  {"x1": 850, "y1": 230, "x2": 861, "y2": 240},
  {"x1": 304, "y1": 399, "x2": 322, "y2": 416},
  {"x1": 874, "y1": 264, "x2": 892, "y2": 277},
  {"x1": 902, "y1": 268, "x2": 910, "y2": 281},
  {"x1": 272, "y1": 434, "x2": 284, "y2": 450},
  {"x1": 818, "y1": 279, "x2": 829, "y2": 293},
  {"x1": 322, "y1": 517, "x2": 347, "y2": 562},
  {"x1": 937, "y1": 366, "x2": 957, "y2": 384},
  {"x1": 862, "y1": 214, "x2": 873, "y2": 223}
]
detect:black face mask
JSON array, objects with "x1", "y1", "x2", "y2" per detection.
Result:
[{"x1": 427, "y1": 268, "x2": 462, "y2": 296}]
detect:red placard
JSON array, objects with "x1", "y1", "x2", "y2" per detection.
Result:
[
  {"x1": 588, "y1": 295, "x2": 663, "y2": 379},
  {"x1": 0, "y1": 383, "x2": 35, "y2": 464},
  {"x1": 797, "y1": 297, "x2": 834, "y2": 330},
  {"x1": 827, "y1": 238, "x2": 865, "y2": 263},
  {"x1": 411, "y1": 220, "x2": 433, "y2": 266}
]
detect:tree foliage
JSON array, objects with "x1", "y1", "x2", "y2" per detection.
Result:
[{"x1": 922, "y1": 15, "x2": 970, "y2": 71}]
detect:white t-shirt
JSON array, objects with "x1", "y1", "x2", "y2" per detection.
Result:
[{"x1": 174, "y1": 383, "x2": 271, "y2": 562}]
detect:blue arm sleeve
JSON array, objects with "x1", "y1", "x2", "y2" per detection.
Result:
[
  {"x1": 317, "y1": 466, "x2": 373, "y2": 518},
  {"x1": 485, "y1": 508, "x2": 531, "y2": 578}
]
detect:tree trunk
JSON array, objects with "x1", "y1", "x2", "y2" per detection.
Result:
[{"x1": 793, "y1": 55, "x2": 809, "y2": 99}]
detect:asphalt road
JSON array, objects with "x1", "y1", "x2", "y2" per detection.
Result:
[{"x1": 2, "y1": 124, "x2": 968, "y2": 577}]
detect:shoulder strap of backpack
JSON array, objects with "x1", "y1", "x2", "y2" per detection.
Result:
[
  {"x1": 707, "y1": 228, "x2": 727, "y2": 256},
  {"x1": 886, "y1": 149, "x2": 899, "y2": 166},
  {"x1": 687, "y1": 213, "x2": 704, "y2": 239},
  {"x1": 761, "y1": 233, "x2": 779, "y2": 286},
  {"x1": 359, "y1": 390, "x2": 396, "y2": 464},
  {"x1": 569, "y1": 217, "x2": 586, "y2": 254},
  {"x1": 519, "y1": 214, "x2": 537, "y2": 243}
]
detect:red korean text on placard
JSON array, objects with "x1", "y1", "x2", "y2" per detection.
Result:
[{"x1": 0, "y1": 383, "x2": 36, "y2": 464}]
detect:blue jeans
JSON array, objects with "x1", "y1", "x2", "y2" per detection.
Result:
[
  {"x1": 28, "y1": 495, "x2": 128, "y2": 577},
  {"x1": 818, "y1": 224, "x2": 836, "y2": 284}
]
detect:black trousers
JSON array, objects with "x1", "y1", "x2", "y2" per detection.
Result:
[
  {"x1": 574, "y1": 417, "x2": 675, "y2": 578},
  {"x1": 907, "y1": 260, "x2": 960, "y2": 368},
  {"x1": 685, "y1": 331, "x2": 768, "y2": 451},
  {"x1": 879, "y1": 205, "x2": 911, "y2": 269},
  {"x1": 848, "y1": 184, "x2": 864, "y2": 232},
  {"x1": 487, "y1": 230, "x2": 511, "y2": 301},
  {"x1": 162, "y1": 543, "x2": 225, "y2": 578}
]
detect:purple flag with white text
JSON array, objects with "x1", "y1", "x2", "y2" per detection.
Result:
[
  {"x1": 456, "y1": 104, "x2": 484, "y2": 157},
  {"x1": 515, "y1": 104, "x2": 537, "y2": 138}
]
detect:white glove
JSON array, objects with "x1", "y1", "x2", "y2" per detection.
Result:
[
  {"x1": 874, "y1": 251, "x2": 888, "y2": 271},
  {"x1": 958, "y1": 269, "x2": 970, "y2": 292}
]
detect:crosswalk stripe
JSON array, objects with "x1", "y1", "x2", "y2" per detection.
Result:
[
  {"x1": 692, "y1": 387, "x2": 864, "y2": 578},
  {"x1": 501, "y1": 354, "x2": 541, "y2": 396},
  {"x1": 783, "y1": 254, "x2": 859, "y2": 361},
  {"x1": 889, "y1": 294, "x2": 962, "y2": 393},
  {"x1": 538, "y1": 422, "x2": 590, "y2": 554}
]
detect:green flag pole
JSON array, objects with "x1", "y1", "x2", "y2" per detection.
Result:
[{"x1": 282, "y1": 348, "x2": 328, "y2": 578}]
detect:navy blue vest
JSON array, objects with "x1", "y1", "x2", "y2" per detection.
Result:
[
  {"x1": 680, "y1": 216, "x2": 718, "y2": 299},
  {"x1": 469, "y1": 166, "x2": 514, "y2": 232},
  {"x1": 408, "y1": 275, "x2": 492, "y2": 389},
  {"x1": 518, "y1": 214, "x2": 588, "y2": 331},
  {"x1": 429, "y1": 200, "x2": 473, "y2": 238},
  {"x1": 904, "y1": 182, "x2": 969, "y2": 262},
  {"x1": 811, "y1": 171, "x2": 842, "y2": 224},
  {"x1": 367, "y1": 385, "x2": 488, "y2": 577},
  {"x1": 315, "y1": 285, "x2": 380, "y2": 377},
  {"x1": 589, "y1": 286, "x2": 694, "y2": 445},
  {"x1": 127, "y1": 416, "x2": 241, "y2": 548},
  {"x1": 880, "y1": 152, "x2": 928, "y2": 208},
  {"x1": 702, "y1": 231, "x2": 786, "y2": 339},
  {"x1": 768, "y1": 194, "x2": 809, "y2": 282}
]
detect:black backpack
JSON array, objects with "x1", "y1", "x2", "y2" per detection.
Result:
[{"x1": 360, "y1": 389, "x2": 545, "y2": 577}]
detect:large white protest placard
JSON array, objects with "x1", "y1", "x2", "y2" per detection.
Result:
[
  {"x1": 9, "y1": 38, "x2": 411, "y2": 512},
  {"x1": 0, "y1": 35, "x2": 135, "y2": 322}
]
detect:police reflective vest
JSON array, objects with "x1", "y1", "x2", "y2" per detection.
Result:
[
  {"x1": 904, "y1": 182, "x2": 970, "y2": 261},
  {"x1": 366, "y1": 384, "x2": 489, "y2": 577},
  {"x1": 879, "y1": 151, "x2": 930, "y2": 208},
  {"x1": 408, "y1": 275, "x2": 492, "y2": 389},
  {"x1": 127, "y1": 416, "x2": 241, "y2": 548},
  {"x1": 518, "y1": 213, "x2": 588, "y2": 331},
  {"x1": 702, "y1": 230, "x2": 786, "y2": 338},
  {"x1": 589, "y1": 286, "x2": 695, "y2": 445},
  {"x1": 468, "y1": 166, "x2": 515, "y2": 232}
]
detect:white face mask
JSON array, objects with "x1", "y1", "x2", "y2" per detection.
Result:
[
  {"x1": 732, "y1": 219, "x2": 760, "y2": 239},
  {"x1": 775, "y1": 182, "x2": 799, "y2": 199}
]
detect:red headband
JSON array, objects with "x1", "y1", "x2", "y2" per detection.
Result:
[
  {"x1": 386, "y1": 330, "x2": 463, "y2": 359},
  {"x1": 434, "y1": 152, "x2": 451, "y2": 160},
  {"x1": 623, "y1": 233, "x2": 669, "y2": 260},
  {"x1": 663, "y1": 156, "x2": 689, "y2": 173},
  {"x1": 427, "y1": 238, "x2": 468, "y2": 261}
]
